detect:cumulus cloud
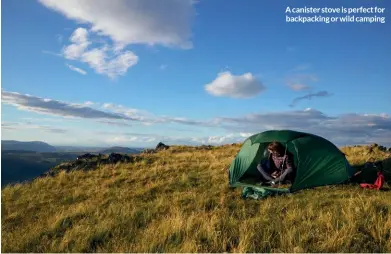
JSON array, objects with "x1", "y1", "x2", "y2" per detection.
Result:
[
  {"x1": 62, "y1": 28, "x2": 138, "y2": 78},
  {"x1": 39, "y1": 0, "x2": 195, "y2": 78},
  {"x1": 205, "y1": 71, "x2": 266, "y2": 98},
  {"x1": 39, "y1": 0, "x2": 195, "y2": 49},
  {"x1": 81, "y1": 46, "x2": 138, "y2": 79},
  {"x1": 66, "y1": 63, "x2": 87, "y2": 75},
  {"x1": 289, "y1": 91, "x2": 333, "y2": 107},
  {"x1": 63, "y1": 27, "x2": 90, "y2": 59},
  {"x1": 1, "y1": 90, "x2": 135, "y2": 121}
]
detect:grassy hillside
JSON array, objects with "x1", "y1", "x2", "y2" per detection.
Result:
[{"x1": 2, "y1": 144, "x2": 391, "y2": 252}]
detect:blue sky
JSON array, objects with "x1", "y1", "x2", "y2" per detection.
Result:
[{"x1": 2, "y1": 0, "x2": 391, "y2": 147}]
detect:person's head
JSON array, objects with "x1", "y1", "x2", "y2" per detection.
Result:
[{"x1": 267, "y1": 141, "x2": 285, "y2": 156}]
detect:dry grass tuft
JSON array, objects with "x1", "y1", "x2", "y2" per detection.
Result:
[{"x1": 2, "y1": 144, "x2": 391, "y2": 252}]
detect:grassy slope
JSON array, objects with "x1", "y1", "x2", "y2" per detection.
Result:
[{"x1": 2, "y1": 144, "x2": 391, "y2": 252}]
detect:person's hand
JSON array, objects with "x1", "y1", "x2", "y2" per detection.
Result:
[{"x1": 271, "y1": 171, "x2": 279, "y2": 178}]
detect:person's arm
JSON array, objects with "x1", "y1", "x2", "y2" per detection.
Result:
[
  {"x1": 272, "y1": 155, "x2": 294, "y2": 183},
  {"x1": 285, "y1": 154, "x2": 294, "y2": 170},
  {"x1": 257, "y1": 163, "x2": 274, "y2": 181},
  {"x1": 273, "y1": 167, "x2": 293, "y2": 183}
]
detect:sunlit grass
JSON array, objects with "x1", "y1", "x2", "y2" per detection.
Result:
[{"x1": 2, "y1": 144, "x2": 391, "y2": 252}]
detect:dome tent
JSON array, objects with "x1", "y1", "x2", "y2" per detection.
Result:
[{"x1": 229, "y1": 130, "x2": 354, "y2": 198}]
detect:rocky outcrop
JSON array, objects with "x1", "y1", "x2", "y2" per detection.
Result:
[
  {"x1": 199, "y1": 145, "x2": 214, "y2": 150},
  {"x1": 107, "y1": 153, "x2": 133, "y2": 163},
  {"x1": 141, "y1": 142, "x2": 170, "y2": 154},
  {"x1": 367, "y1": 143, "x2": 390, "y2": 153},
  {"x1": 156, "y1": 142, "x2": 170, "y2": 151},
  {"x1": 42, "y1": 152, "x2": 139, "y2": 177},
  {"x1": 77, "y1": 153, "x2": 101, "y2": 160}
]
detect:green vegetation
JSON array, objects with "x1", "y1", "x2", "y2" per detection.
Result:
[{"x1": 2, "y1": 144, "x2": 391, "y2": 252}]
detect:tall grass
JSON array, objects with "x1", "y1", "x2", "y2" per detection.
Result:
[{"x1": 2, "y1": 144, "x2": 391, "y2": 252}]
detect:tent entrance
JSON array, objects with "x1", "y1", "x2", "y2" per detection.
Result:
[{"x1": 237, "y1": 141, "x2": 300, "y2": 188}]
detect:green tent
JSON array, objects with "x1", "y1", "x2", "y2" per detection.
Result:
[{"x1": 229, "y1": 130, "x2": 354, "y2": 198}]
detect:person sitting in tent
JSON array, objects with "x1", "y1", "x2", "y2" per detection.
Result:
[{"x1": 257, "y1": 141, "x2": 295, "y2": 185}]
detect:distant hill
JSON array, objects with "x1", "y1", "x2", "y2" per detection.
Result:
[
  {"x1": 1, "y1": 141, "x2": 143, "y2": 186},
  {"x1": 1, "y1": 150, "x2": 80, "y2": 186},
  {"x1": 98, "y1": 146, "x2": 142, "y2": 154},
  {"x1": 1, "y1": 140, "x2": 56, "y2": 152},
  {"x1": 54, "y1": 146, "x2": 106, "y2": 153}
]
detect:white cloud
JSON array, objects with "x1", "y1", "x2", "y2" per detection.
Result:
[
  {"x1": 159, "y1": 64, "x2": 168, "y2": 70},
  {"x1": 285, "y1": 73, "x2": 318, "y2": 91},
  {"x1": 61, "y1": 28, "x2": 138, "y2": 78},
  {"x1": 80, "y1": 46, "x2": 138, "y2": 79},
  {"x1": 106, "y1": 135, "x2": 159, "y2": 144},
  {"x1": 239, "y1": 132, "x2": 253, "y2": 138},
  {"x1": 287, "y1": 83, "x2": 310, "y2": 91},
  {"x1": 102, "y1": 133, "x2": 244, "y2": 146},
  {"x1": 40, "y1": 1, "x2": 195, "y2": 78},
  {"x1": 66, "y1": 63, "x2": 87, "y2": 75},
  {"x1": 39, "y1": 0, "x2": 195, "y2": 49},
  {"x1": 97, "y1": 120, "x2": 133, "y2": 127},
  {"x1": 206, "y1": 134, "x2": 235, "y2": 144},
  {"x1": 205, "y1": 71, "x2": 266, "y2": 98},
  {"x1": 70, "y1": 27, "x2": 88, "y2": 44},
  {"x1": 42, "y1": 50, "x2": 62, "y2": 57},
  {"x1": 4, "y1": 90, "x2": 391, "y2": 147},
  {"x1": 84, "y1": 101, "x2": 94, "y2": 106},
  {"x1": 2, "y1": 121, "x2": 68, "y2": 134},
  {"x1": 63, "y1": 27, "x2": 90, "y2": 59},
  {"x1": 99, "y1": 103, "x2": 149, "y2": 121},
  {"x1": 216, "y1": 109, "x2": 391, "y2": 146},
  {"x1": 1, "y1": 90, "x2": 135, "y2": 121}
]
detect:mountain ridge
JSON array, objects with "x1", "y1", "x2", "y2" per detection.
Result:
[{"x1": 2, "y1": 140, "x2": 57, "y2": 152}]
